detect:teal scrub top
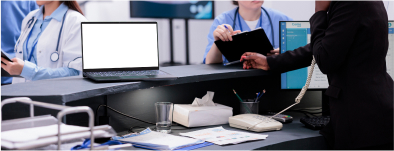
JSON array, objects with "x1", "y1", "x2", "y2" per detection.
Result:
[{"x1": 203, "y1": 7, "x2": 293, "y2": 64}]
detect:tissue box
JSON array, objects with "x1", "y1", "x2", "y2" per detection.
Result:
[{"x1": 173, "y1": 103, "x2": 233, "y2": 127}]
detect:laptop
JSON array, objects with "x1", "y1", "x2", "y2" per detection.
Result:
[{"x1": 81, "y1": 22, "x2": 177, "y2": 82}]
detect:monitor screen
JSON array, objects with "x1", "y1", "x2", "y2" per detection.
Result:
[
  {"x1": 387, "y1": 21, "x2": 394, "y2": 77},
  {"x1": 81, "y1": 22, "x2": 159, "y2": 70},
  {"x1": 280, "y1": 21, "x2": 394, "y2": 89},
  {"x1": 129, "y1": 1, "x2": 213, "y2": 19},
  {"x1": 280, "y1": 21, "x2": 329, "y2": 89}
]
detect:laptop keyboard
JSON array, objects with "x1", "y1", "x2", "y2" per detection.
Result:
[{"x1": 86, "y1": 70, "x2": 167, "y2": 77}]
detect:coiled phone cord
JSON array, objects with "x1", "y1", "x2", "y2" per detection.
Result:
[
  {"x1": 270, "y1": 56, "x2": 316, "y2": 119},
  {"x1": 246, "y1": 57, "x2": 316, "y2": 131}
]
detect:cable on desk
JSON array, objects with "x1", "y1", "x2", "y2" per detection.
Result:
[
  {"x1": 95, "y1": 104, "x2": 182, "y2": 126},
  {"x1": 96, "y1": 104, "x2": 155, "y2": 125},
  {"x1": 128, "y1": 124, "x2": 188, "y2": 133}
]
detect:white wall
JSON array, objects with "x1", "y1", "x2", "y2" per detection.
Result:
[{"x1": 82, "y1": 1, "x2": 394, "y2": 65}]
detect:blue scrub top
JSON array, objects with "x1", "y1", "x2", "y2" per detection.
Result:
[
  {"x1": 1, "y1": 1, "x2": 38, "y2": 84},
  {"x1": 203, "y1": 7, "x2": 293, "y2": 64}
]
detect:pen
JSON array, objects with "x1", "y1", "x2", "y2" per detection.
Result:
[
  {"x1": 233, "y1": 89, "x2": 243, "y2": 102},
  {"x1": 257, "y1": 89, "x2": 266, "y2": 102},
  {"x1": 224, "y1": 25, "x2": 232, "y2": 33},
  {"x1": 224, "y1": 60, "x2": 242, "y2": 66},
  {"x1": 233, "y1": 89, "x2": 251, "y2": 113},
  {"x1": 255, "y1": 92, "x2": 260, "y2": 102}
]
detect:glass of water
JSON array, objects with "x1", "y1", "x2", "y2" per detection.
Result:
[{"x1": 155, "y1": 102, "x2": 173, "y2": 133}]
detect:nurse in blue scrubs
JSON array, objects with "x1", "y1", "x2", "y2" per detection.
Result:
[{"x1": 203, "y1": 1, "x2": 292, "y2": 64}]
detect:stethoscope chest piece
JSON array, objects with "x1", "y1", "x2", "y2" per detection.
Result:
[{"x1": 50, "y1": 52, "x2": 59, "y2": 62}]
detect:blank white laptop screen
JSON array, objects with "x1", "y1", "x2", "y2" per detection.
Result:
[{"x1": 82, "y1": 23, "x2": 159, "y2": 69}]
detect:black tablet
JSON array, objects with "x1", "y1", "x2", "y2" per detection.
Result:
[
  {"x1": 1, "y1": 50, "x2": 21, "y2": 77},
  {"x1": 214, "y1": 28, "x2": 273, "y2": 63}
]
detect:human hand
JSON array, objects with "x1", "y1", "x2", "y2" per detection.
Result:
[
  {"x1": 213, "y1": 24, "x2": 241, "y2": 41},
  {"x1": 267, "y1": 48, "x2": 279, "y2": 56},
  {"x1": 315, "y1": 1, "x2": 331, "y2": 12},
  {"x1": 1, "y1": 57, "x2": 24, "y2": 75},
  {"x1": 240, "y1": 52, "x2": 270, "y2": 70}
]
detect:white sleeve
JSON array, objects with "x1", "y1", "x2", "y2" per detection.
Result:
[{"x1": 61, "y1": 11, "x2": 87, "y2": 71}]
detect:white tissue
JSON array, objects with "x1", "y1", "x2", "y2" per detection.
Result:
[{"x1": 192, "y1": 91, "x2": 216, "y2": 106}]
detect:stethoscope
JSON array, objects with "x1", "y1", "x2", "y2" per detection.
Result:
[
  {"x1": 233, "y1": 7, "x2": 275, "y2": 47},
  {"x1": 14, "y1": 11, "x2": 67, "y2": 62}
]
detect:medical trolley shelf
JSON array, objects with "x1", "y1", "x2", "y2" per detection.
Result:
[{"x1": 1, "y1": 97, "x2": 113, "y2": 150}]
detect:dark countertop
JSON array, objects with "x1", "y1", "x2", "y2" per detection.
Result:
[
  {"x1": 117, "y1": 112, "x2": 327, "y2": 150},
  {"x1": 1, "y1": 64, "x2": 269, "y2": 104}
]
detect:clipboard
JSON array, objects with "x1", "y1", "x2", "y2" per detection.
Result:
[
  {"x1": 1, "y1": 50, "x2": 21, "y2": 77},
  {"x1": 214, "y1": 28, "x2": 273, "y2": 63}
]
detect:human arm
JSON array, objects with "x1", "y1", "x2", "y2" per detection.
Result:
[
  {"x1": 310, "y1": 2, "x2": 359, "y2": 74},
  {"x1": 20, "y1": 61, "x2": 79, "y2": 81},
  {"x1": 240, "y1": 44, "x2": 312, "y2": 73},
  {"x1": 205, "y1": 24, "x2": 241, "y2": 64},
  {"x1": 203, "y1": 18, "x2": 240, "y2": 64},
  {"x1": 267, "y1": 44, "x2": 313, "y2": 73},
  {"x1": 1, "y1": 57, "x2": 79, "y2": 80}
]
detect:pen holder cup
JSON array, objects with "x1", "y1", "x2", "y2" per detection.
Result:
[{"x1": 240, "y1": 99, "x2": 259, "y2": 114}]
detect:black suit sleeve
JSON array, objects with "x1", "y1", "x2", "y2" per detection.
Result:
[
  {"x1": 266, "y1": 44, "x2": 313, "y2": 73},
  {"x1": 310, "y1": 2, "x2": 360, "y2": 74}
]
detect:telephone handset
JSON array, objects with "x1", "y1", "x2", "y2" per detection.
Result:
[{"x1": 271, "y1": 56, "x2": 316, "y2": 118}]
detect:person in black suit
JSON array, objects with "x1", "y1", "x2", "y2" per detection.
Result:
[{"x1": 241, "y1": 1, "x2": 393, "y2": 149}]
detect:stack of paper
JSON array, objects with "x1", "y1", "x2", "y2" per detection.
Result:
[
  {"x1": 1, "y1": 124, "x2": 116, "y2": 150},
  {"x1": 112, "y1": 128, "x2": 205, "y2": 150},
  {"x1": 179, "y1": 126, "x2": 268, "y2": 145}
]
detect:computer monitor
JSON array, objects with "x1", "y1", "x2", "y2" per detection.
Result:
[
  {"x1": 129, "y1": 1, "x2": 214, "y2": 19},
  {"x1": 279, "y1": 21, "x2": 329, "y2": 89},
  {"x1": 280, "y1": 21, "x2": 394, "y2": 90},
  {"x1": 387, "y1": 21, "x2": 394, "y2": 77}
]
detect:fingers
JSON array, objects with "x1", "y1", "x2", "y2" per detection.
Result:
[
  {"x1": 11, "y1": 58, "x2": 18, "y2": 62},
  {"x1": 224, "y1": 29, "x2": 233, "y2": 41},
  {"x1": 1, "y1": 62, "x2": 10, "y2": 74},
  {"x1": 1, "y1": 63, "x2": 6, "y2": 69},
  {"x1": 217, "y1": 24, "x2": 235, "y2": 41},
  {"x1": 214, "y1": 30, "x2": 226, "y2": 41},
  {"x1": 220, "y1": 25, "x2": 234, "y2": 41},
  {"x1": 242, "y1": 55, "x2": 259, "y2": 61},
  {"x1": 270, "y1": 49, "x2": 279, "y2": 54},
  {"x1": 1, "y1": 57, "x2": 10, "y2": 65},
  {"x1": 240, "y1": 52, "x2": 255, "y2": 62},
  {"x1": 218, "y1": 28, "x2": 230, "y2": 41},
  {"x1": 233, "y1": 30, "x2": 241, "y2": 34},
  {"x1": 224, "y1": 24, "x2": 234, "y2": 33},
  {"x1": 267, "y1": 48, "x2": 280, "y2": 56}
]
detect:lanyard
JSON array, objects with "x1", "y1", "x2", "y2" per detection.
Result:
[
  {"x1": 26, "y1": 29, "x2": 38, "y2": 62},
  {"x1": 24, "y1": 11, "x2": 68, "y2": 62}
]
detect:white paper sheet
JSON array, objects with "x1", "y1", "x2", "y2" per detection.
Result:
[
  {"x1": 114, "y1": 128, "x2": 204, "y2": 150},
  {"x1": 179, "y1": 126, "x2": 268, "y2": 145},
  {"x1": 1, "y1": 124, "x2": 89, "y2": 142}
]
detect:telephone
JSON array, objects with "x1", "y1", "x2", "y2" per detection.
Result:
[
  {"x1": 229, "y1": 57, "x2": 316, "y2": 132},
  {"x1": 229, "y1": 114, "x2": 282, "y2": 132}
]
